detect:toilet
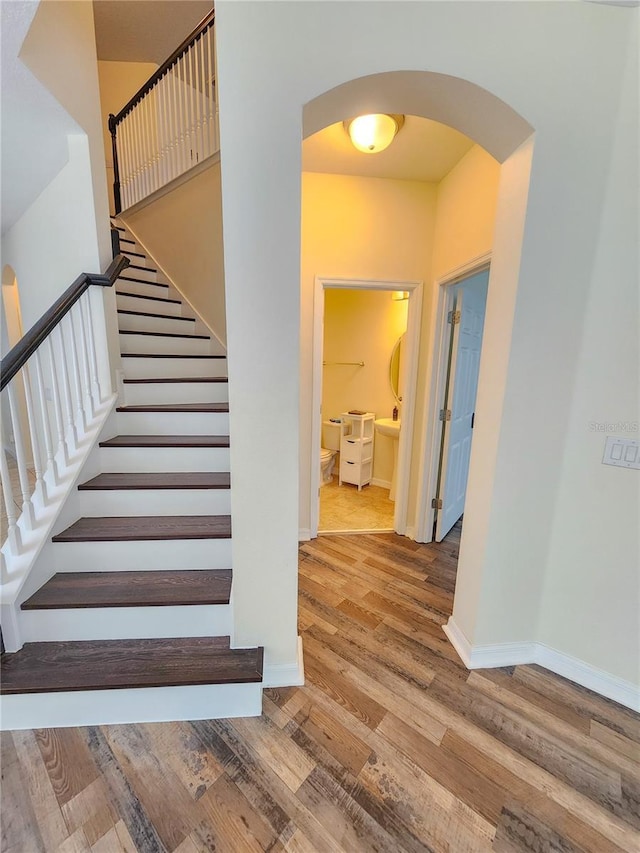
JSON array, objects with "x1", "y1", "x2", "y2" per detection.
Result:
[{"x1": 320, "y1": 421, "x2": 341, "y2": 485}]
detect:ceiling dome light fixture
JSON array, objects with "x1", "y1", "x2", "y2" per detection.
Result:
[{"x1": 344, "y1": 114, "x2": 405, "y2": 154}]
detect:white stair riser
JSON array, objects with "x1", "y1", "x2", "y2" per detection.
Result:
[
  {"x1": 99, "y1": 445, "x2": 230, "y2": 472},
  {"x1": 20, "y1": 604, "x2": 232, "y2": 643},
  {"x1": 121, "y1": 256, "x2": 156, "y2": 273},
  {"x1": 1, "y1": 682, "x2": 261, "y2": 730},
  {"x1": 118, "y1": 312, "x2": 197, "y2": 335},
  {"x1": 123, "y1": 381, "x2": 229, "y2": 406},
  {"x1": 52, "y1": 537, "x2": 233, "y2": 572},
  {"x1": 119, "y1": 264, "x2": 158, "y2": 281},
  {"x1": 119, "y1": 333, "x2": 211, "y2": 356},
  {"x1": 116, "y1": 293, "x2": 183, "y2": 316},
  {"x1": 115, "y1": 410, "x2": 229, "y2": 435},
  {"x1": 76, "y1": 488, "x2": 231, "y2": 516},
  {"x1": 117, "y1": 281, "x2": 168, "y2": 301},
  {"x1": 118, "y1": 240, "x2": 142, "y2": 254},
  {"x1": 121, "y1": 356, "x2": 228, "y2": 378}
]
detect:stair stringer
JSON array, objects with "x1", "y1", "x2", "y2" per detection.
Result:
[
  {"x1": 116, "y1": 218, "x2": 227, "y2": 357},
  {"x1": 0, "y1": 395, "x2": 118, "y2": 652}
]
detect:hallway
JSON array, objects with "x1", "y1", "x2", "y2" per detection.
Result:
[{"x1": 2, "y1": 526, "x2": 638, "y2": 851}]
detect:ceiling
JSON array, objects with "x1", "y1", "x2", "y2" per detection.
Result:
[
  {"x1": 93, "y1": 0, "x2": 212, "y2": 64},
  {"x1": 302, "y1": 116, "x2": 475, "y2": 184}
]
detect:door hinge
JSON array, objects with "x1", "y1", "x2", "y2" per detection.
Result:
[
  {"x1": 439, "y1": 409, "x2": 451, "y2": 422},
  {"x1": 448, "y1": 309, "x2": 461, "y2": 325},
  {"x1": 431, "y1": 498, "x2": 443, "y2": 510}
]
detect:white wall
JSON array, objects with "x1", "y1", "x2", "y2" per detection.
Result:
[
  {"x1": 216, "y1": 0, "x2": 639, "y2": 692},
  {"x1": 20, "y1": 0, "x2": 111, "y2": 271},
  {"x1": 538, "y1": 36, "x2": 639, "y2": 685},
  {"x1": 2, "y1": 0, "x2": 117, "y2": 395}
]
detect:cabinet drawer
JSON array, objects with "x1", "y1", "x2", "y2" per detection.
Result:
[
  {"x1": 341, "y1": 439, "x2": 362, "y2": 462},
  {"x1": 340, "y1": 459, "x2": 372, "y2": 486}
]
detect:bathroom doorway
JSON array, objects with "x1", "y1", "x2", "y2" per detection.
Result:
[{"x1": 310, "y1": 276, "x2": 422, "y2": 537}]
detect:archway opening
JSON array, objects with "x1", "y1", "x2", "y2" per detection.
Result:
[{"x1": 299, "y1": 70, "x2": 535, "y2": 657}]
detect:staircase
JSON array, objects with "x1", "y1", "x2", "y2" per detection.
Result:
[{"x1": 0, "y1": 221, "x2": 263, "y2": 729}]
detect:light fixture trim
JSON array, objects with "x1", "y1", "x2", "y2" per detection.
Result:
[{"x1": 344, "y1": 114, "x2": 405, "y2": 154}]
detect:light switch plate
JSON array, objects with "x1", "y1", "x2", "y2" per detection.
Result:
[{"x1": 603, "y1": 436, "x2": 640, "y2": 469}]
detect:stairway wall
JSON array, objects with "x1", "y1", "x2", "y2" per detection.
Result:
[{"x1": 121, "y1": 158, "x2": 227, "y2": 347}]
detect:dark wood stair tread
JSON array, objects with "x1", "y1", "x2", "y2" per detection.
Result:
[
  {"x1": 119, "y1": 329, "x2": 210, "y2": 340},
  {"x1": 122, "y1": 353, "x2": 225, "y2": 359},
  {"x1": 100, "y1": 434, "x2": 230, "y2": 448},
  {"x1": 1, "y1": 637, "x2": 263, "y2": 694},
  {"x1": 122, "y1": 249, "x2": 146, "y2": 258},
  {"x1": 116, "y1": 403, "x2": 228, "y2": 413},
  {"x1": 78, "y1": 472, "x2": 230, "y2": 490},
  {"x1": 123, "y1": 377, "x2": 228, "y2": 384},
  {"x1": 52, "y1": 515, "x2": 231, "y2": 542},
  {"x1": 118, "y1": 309, "x2": 194, "y2": 322},
  {"x1": 116, "y1": 291, "x2": 181, "y2": 305},
  {"x1": 128, "y1": 263, "x2": 158, "y2": 273},
  {"x1": 21, "y1": 569, "x2": 232, "y2": 609},
  {"x1": 118, "y1": 275, "x2": 167, "y2": 287}
]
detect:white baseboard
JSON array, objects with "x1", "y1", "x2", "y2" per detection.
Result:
[
  {"x1": 443, "y1": 617, "x2": 640, "y2": 712},
  {"x1": 298, "y1": 528, "x2": 312, "y2": 542},
  {"x1": 371, "y1": 477, "x2": 392, "y2": 490},
  {"x1": 262, "y1": 635, "x2": 305, "y2": 688}
]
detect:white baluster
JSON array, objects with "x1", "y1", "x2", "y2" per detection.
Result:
[
  {"x1": 7, "y1": 383, "x2": 36, "y2": 529},
  {"x1": 74, "y1": 302, "x2": 95, "y2": 421},
  {"x1": 178, "y1": 56, "x2": 188, "y2": 174},
  {"x1": 194, "y1": 37, "x2": 203, "y2": 162},
  {"x1": 199, "y1": 33, "x2": 209, "y2": 159},
  {"x1": 33, "y1": 349, "x2": 59, "y2": 485},
  {"x1": 157, "y1": 75, "x2": 167, "y2": 188},
  {"x1": 188, "y1": 47, "x2": 196, "y2": 165},
  {"x1": 149, "y1": 88, "x2": 160, "y2": 193},
  {"x1": 46, "y1": 337, "x2": 69, "y2": 465},
  {"x1": 0, "y1": 433, "x2": 22, "y2": 554},
  {"x1": 65, "y1": 312, "x2": 87, "y2": 434},
  {"x1": 207, "y1": 27, "x2": 217, "y2": 152},
  {"x1": 81, "y1": 292, "x2": 102, "y2": 406},
  {"x1": 131, "y1": 107, "x2": 142, "y2": 206},
  {"x1": 170, "y1": 65, "x2": 180, "y2": 181},
  {"x1": 21, "y1": 363, "x2": 48, "y2": 505},
  {"x1": 56, "y1": 324, "x2": 77, "y2": 448},
  {"x1": 120, "y1": 117, "x2": 130, "y2": 209}
]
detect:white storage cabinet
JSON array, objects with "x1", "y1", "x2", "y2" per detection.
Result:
[{"x1": 339, "y1": 412, "x2": 375, "y2": 490}]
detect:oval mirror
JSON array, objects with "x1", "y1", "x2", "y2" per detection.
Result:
[{"x1": 389, "y1": 334, "x2": 404, "y2": 403}]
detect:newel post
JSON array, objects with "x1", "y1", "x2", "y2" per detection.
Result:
[{"x1": 108, "y1": 113, "x2": 122, "y2": 215}]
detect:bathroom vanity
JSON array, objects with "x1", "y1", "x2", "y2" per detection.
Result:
[{"x1": 339, "y1": 412, "x2": 375, "y2": 490}]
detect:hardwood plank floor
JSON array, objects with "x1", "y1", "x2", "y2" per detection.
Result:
[{"x1": 2, "y1": 525, "x2": 639, "y2": 852}]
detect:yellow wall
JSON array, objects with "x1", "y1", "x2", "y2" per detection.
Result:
[
  {"x1": 97, "y1": 60, "x2": 159, "y2": 214},
  {"x1": 122, "y1": 159, "x2": 226, "y2": 346},
  {"x1": 301, "y1": 148, "x2": 501, "y2": 533},
  {"x1": 301, "y1": 172, "x2": 436, "y2": 526},
  {"x1": 323, "y1": 289, "x2": 407, "y2": 484}
]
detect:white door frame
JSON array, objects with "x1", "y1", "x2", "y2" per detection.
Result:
[
  {"x1": 310, "y1": 276, "x2": 423, "y2": 539},
  {"x1": 415, "y1": 253, "x2": 491, "y2": 542}
]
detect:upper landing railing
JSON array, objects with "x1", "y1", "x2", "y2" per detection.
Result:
[
  {"x1": 109, "y1": 9, "x2": 218, "y2": 213},
  {"x1": 0, "y1": 251, "x2": 129, "y2": 557}
]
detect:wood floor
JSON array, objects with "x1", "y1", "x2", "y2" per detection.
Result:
[{"x1": 2, "y1": 526, "x2": 639, "y2": 852}]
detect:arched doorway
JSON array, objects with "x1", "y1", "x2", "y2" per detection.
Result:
[{"x1": 300, "y1": 70, "x2": 535, "y2": 658}]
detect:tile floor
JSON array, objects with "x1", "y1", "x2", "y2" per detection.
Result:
[{"x1": 319, "y1": 475, "x2": 396, "y2": 532}]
